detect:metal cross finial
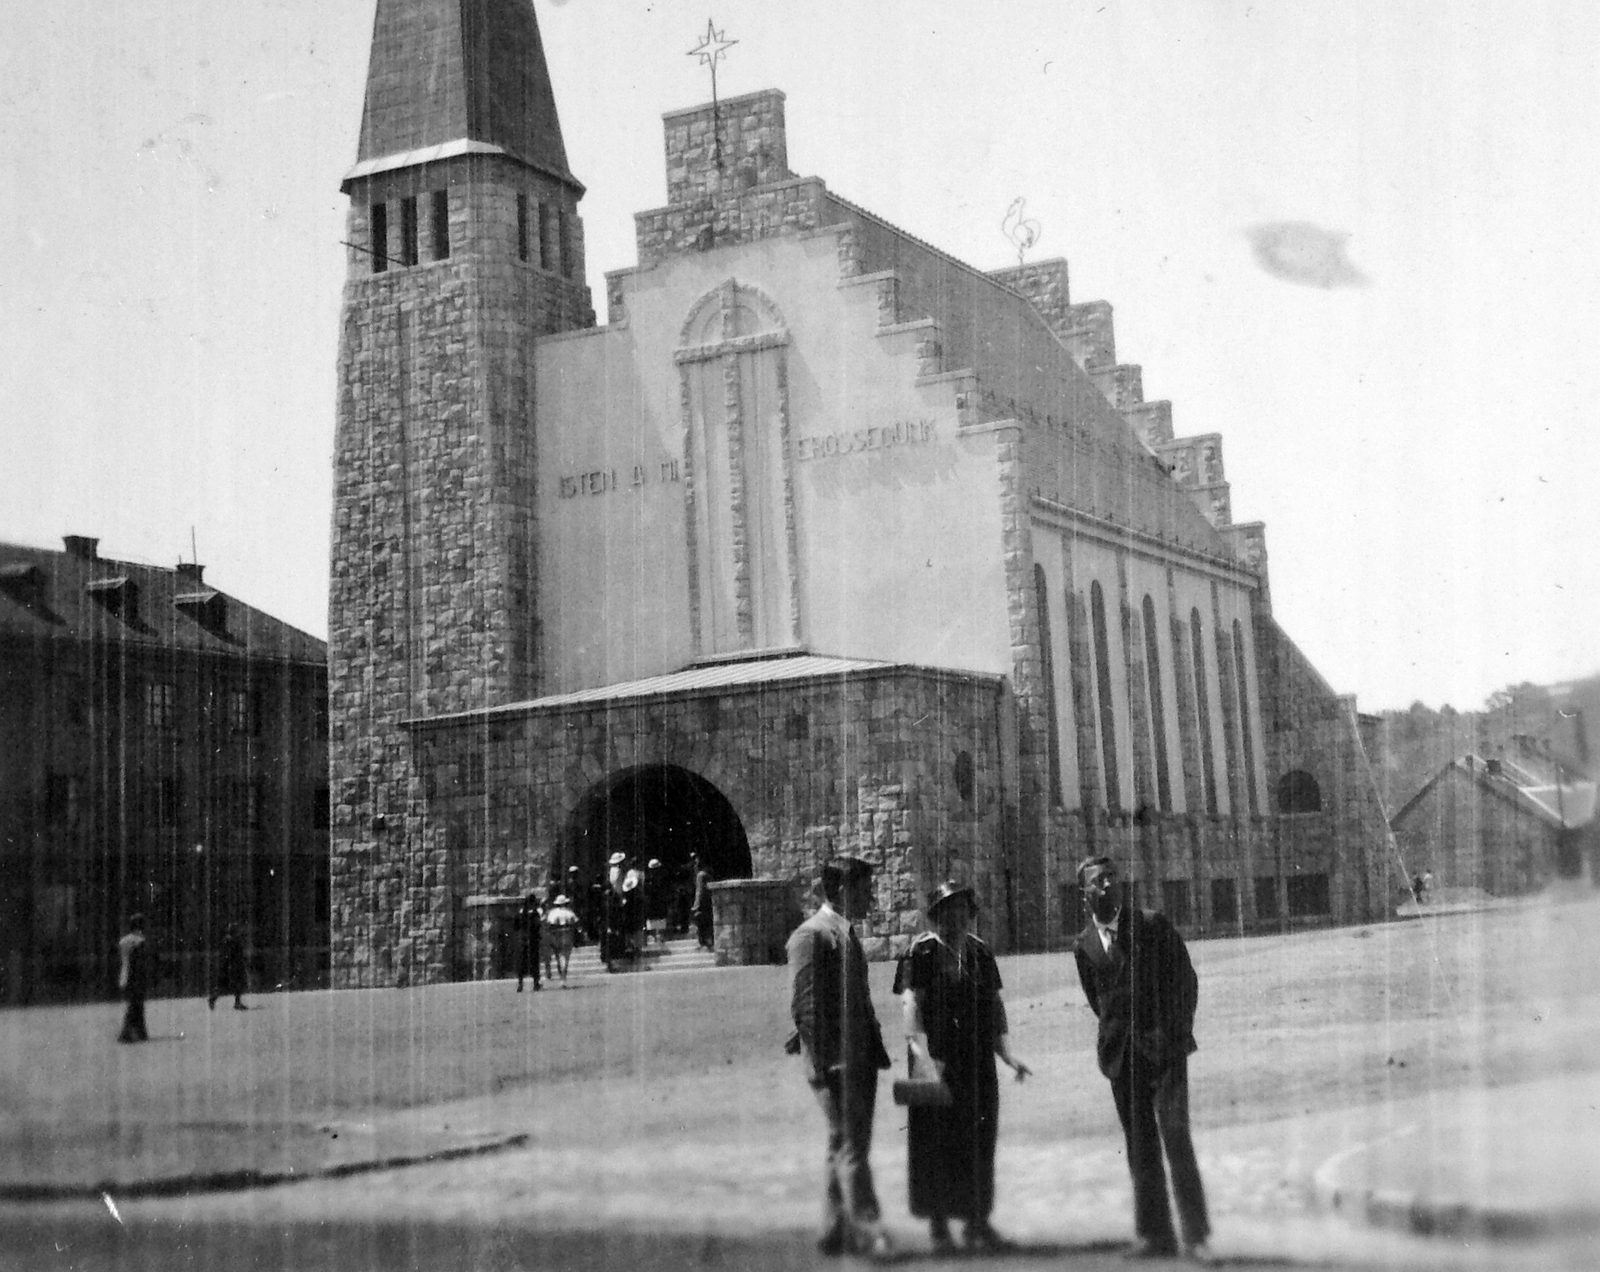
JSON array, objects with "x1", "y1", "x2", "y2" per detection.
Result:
[
  {"x1": 688, "y1": 19, "x2": 738, "y2": 168},
  {"x1": 1002, "y1": 197, "x2": 1041, "y2": 266}
]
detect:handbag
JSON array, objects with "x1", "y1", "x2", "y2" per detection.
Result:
[{"x1": 892, "y1": 1051, "x2": 952, "y2": 1107}]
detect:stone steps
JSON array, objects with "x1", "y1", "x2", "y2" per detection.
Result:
[{"x1": 556, "y1": 936, "x2": 720, "y2": 979}]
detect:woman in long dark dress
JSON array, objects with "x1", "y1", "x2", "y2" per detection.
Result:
[{"x1": 894, "y1": 881, "x2": 1031, "y2": 1254}]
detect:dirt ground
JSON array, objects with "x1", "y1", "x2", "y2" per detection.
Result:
[{"x1": 2, "y1": 888, "x2": 1598, "y2": 1270}]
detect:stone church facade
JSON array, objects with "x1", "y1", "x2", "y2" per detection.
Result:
[{"x1": 329, "y1": 0, "x2": 1395, "y2": 986}]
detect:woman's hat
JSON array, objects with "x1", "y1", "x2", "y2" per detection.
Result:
[
  {"x1": 608, "y1": 852, "x2": 626, "y2": 866},
  {"x1": 925, "y1": 881, "x2": 977, "y2": 916},
  {"x1": 554, "y1": 894, "x2": 570, "y2": 906},
  {"x1": 647, "y1": 858, "x2": 662, "y2": 869}
]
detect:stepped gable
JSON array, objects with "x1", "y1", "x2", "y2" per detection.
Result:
[{"x1": 355, "y1": 0, "x2": 577, "y2": 188}]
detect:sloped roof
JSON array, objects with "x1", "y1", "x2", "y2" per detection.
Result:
[
  {"x1": 351, "y1": 0, "x2": 577, "y2": 188},
  {"x1": 0, "y1": 540, "x2": 325, "y2": 666},
  {"x1": 1391, "y1": 753, "x2": 1596, "y2": 832},
  {"x1": 406, "y1": 653, "x2": 1002, "y2": 726}
]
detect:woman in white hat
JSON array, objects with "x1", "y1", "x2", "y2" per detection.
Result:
[{"x1": 542, "y1": 893, "x2": 580, "y2": 986}]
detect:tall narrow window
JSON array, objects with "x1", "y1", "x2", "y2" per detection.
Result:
[
  {"x1": 399, "y1": 196, "x2": 419, "y2": 267},
  {"x1": 538, "y1": 202, "x2": 554, "y2": 271},
  {"x1": 1090, "y1": 581, "x2": 1122, "y2": 811},
  {"x1": 1142, "y1": 596, "x2": 1172, "y2": 811},
  {"x1": 557, "y1": 208, "x2": 572, "y2": 278},
  {"x1": 516, "y1": 193, "x2": 530, "y2": 262},
  {"x1": 1233, "y1": 619, "x2": 1260, "y2": 816},
  {"x1": 1190, "y1": 608, "x2": 1218, "y2": 814},
  {"x1": 369, "y1": 201, "x2": 388, "y2": 273},
  {"x1": 1034, "y1": 565, "x2": 1063, "y2": 807},
  {"x1": 430, "y1": 189, "x2": 449, "y2": 260}
]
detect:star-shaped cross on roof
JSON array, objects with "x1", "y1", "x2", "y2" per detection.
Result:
[{"x1": 687, "y1": 19, "x2": 738, "y2": 75}]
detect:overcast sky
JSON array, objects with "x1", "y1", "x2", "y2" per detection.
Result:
[{"x1": 2, "y1": 0, "x2": 1594, "y2": 713}]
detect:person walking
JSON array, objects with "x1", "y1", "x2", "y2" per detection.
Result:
[
  {"x1": 644, "y1": 858, "x2": 669, "y2": 945},
  {"x1": 543, "y1": 893, "x2": 579, "y2": 986},
  {"x1": 786, "y1": 856, "x2": 893, "y2": 1261},
  {"x1": 1073, "y1": 856, "x2": 1214, "y2": 1263},
  {"x1": 116, "y1": 913, "x2": 152, "y2": 1043},
  {"x1": 209, "y1": 922, "x2": 248, "y2": 1010},
  {"x1": 513, "y1": 892, "x2": 542, "y2": 992},
  {"x1": 895, "y1": 881, "x2": 1031, "y2": 1254}
]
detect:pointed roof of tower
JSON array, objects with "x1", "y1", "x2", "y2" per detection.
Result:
[{"x1": 347, "y1": 0, "x2": 580, "y2": 191}]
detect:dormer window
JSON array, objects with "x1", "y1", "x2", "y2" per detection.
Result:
[
  {"x1": 0, "y1": 562, "x2": 45, "y2": 609},
  {"x1": 86, "y1": 576, "x2": 138, "y2": 626},
  {"x1": 175, "y1": 588, "x2": 228, "y2": 636}
]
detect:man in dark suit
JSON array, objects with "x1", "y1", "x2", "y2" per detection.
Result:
[
  {"x1": 787, "y1": 855, "x2": 893, "y2": 1260},
  {"x1": 1073, "y1": 856, "x2": 1214, "y2": 1263}
]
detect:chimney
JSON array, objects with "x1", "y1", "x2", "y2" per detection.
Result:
[
  {"x1": 63, "y1": 535, "x2": 99, "y2": 561},
  {"x1": 176, "y1": 561, "x2": 206, "y2": 585}
]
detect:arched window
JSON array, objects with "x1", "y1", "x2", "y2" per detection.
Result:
[
  {"x1": 1090, "y1": 581, "x2": 1121, "y2": 811},
  {"x1": 1142, "y1": 595, "x2": 1172, "y2": 812},
  {"x1": 1233, "y1": 619, "x2": 1259, "y2": 816},
  {"x1": 1189, "y1": 608, "x2": 1218, "y2": 814},
  {"x1": 1034, "y1": 565, "x2": 1064, "y2": 807},
  {"x1": 1276, "y1": 770, "x2": 1322, "y2": 814}
]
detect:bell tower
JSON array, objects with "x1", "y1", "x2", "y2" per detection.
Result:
[{"x1": 328, "y1": 0, "x2": 593, "y2": 987}]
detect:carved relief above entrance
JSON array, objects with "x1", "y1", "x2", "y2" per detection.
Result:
[{"x1": 676, "y1": 280, "x2": 801, "y2": 656}]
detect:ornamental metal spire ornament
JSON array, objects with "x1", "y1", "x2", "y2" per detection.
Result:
[{"x1": 687, "y1": 18, "x2": 738, "y2": 168}]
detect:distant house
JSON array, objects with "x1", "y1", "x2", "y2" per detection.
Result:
[
  {"x1": 0, "y1": 536, "x2": 329, "y2": 1002},
  {"x1": 1390, "y1": 749, "x2": 1596, "y2": 896}
]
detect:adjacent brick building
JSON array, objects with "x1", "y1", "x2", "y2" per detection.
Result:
[
  {"x1": 0, "y1": 537, "x2": 329, "y2": 1002},
  {"x1": 329, "y1": 0, "x2": 1396, "y2": 987}
]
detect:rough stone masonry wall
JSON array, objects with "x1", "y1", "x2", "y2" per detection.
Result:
[
  {"x1": 1254, "y1": 611, "x2": 1395, "y2": 925},
  {"x1": 409, "y1": 667, "x2": 1012, "y2": 967},
  {"x1": 329, "y1": 154, "x2": 593, "y2": 988}
]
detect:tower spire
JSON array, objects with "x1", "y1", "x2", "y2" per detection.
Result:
[{"x1": 352, "y1": 0, "x2": 580, "y2": 191}]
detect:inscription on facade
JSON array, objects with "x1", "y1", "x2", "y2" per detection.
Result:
[
  {"x1": 558, "y1": 460, "x2": 681, "y2": 499},
  {"x1": 795, "y1": 418, "x2": 934, "y2": 461}
]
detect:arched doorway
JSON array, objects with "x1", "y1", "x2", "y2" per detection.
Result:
[{"x1": 562, "y1": 764, "x2": 752, "y2": 888}]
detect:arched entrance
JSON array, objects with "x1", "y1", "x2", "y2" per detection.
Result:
[{"x1": 562, "y1": 764, "x2": 752, "y2": 887}]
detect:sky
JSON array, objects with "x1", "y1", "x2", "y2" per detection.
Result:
[{"x1": 1, "y1": 0, "x2": 1595, "y2": 713}]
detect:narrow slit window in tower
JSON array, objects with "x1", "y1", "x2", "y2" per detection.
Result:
[
  {"x1": 516, "y1": 193, "x2": 529, "y2": 262},
  {"x1": 558, "y1": 209, "x2": 572, "y2": 278},
  {"x1": 431, "y1": 190, "x2": 449, "y2": 260},
  {"x1": 369, "y1": 201, "x2": 388, "y2": 273},
  {"x1": 538, "y1": 202, "x2": 553, "y2": 271},
  {"x1": 400, "y1": 196, "x2": 419, "y2": 267}
]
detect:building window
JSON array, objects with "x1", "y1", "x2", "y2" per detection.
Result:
[
  {"x1": 145, "y1": 681, "x2": 176, "y2": 731},
  {"x1": 1190, "y1": 609, "x2": 1218, "y2": 814},
  {"x1": 1142, "y1": 595, "x2": 1172, "y2": 812},
  {"x1": 369, "y1": 201, "x2": 388, "y2": 273},
  {"x1": 953, "y1": 750, "x2": 975, "y2": 803},
  {"x1": 228, "y1": 689, "x2": 250, "y2": 734},
  {"x1": 1287, "y1": 874, "x2": 1331, "y2": 917},
  {"x1": 1090, "y1": 580, "x2": 1122, "y2": 811},
  {"x1": 1233, "y1": 619, "x2": 1259, "y2": 816},
  {"x1": 251, "y1": 686, "x2": 266, "y2": 738},
  {"x1": 158, "y1": 776, "x2": 181, "y2": 827},
  {"x1": 1034, "y1": 565, "x2": 1063, "y2": 807},
  {"x1": 431, "y1": 189, "x2": 449, "y2": 260},
  {"x1": 538, "y1": 201, "x2": 554, "y2": 271},
  {"x1": 516, "y1": 192, "x2": 530, "y2": 262},
  {"x1": 557, "y1": 208, "x2": 572, "y2": 278},
  {"x1": 1254, "y1": 876, "x2": 1279, "y2": 920},
  {"x1": 44, "y1": 772, "x2": 79, "y2": 825},
  {"x1": 399, "y1": 195, "x2": 419, "y2": 267},
  {"x1": 1211, "y1": 877, "x2": 1238, "y2": 924},
  {"x1": 312, "y1": 784, "x2": 330, "y2": 831},
  {"x1": 1161, "y1": 879, "x2": 1191, "y2": 925},
  {"x1": 1276, "y1": 770, "x2": 1323, "y2": 814}
]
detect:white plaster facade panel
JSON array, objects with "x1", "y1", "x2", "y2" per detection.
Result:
[
  {"x1": 1170, "y1": 568, "x2": 1232, "y2": 817},
  {"x1": 1126, "y1": 554, "x2": 1185, "y2": 815},
  {"x1": 1029, "y1": 532, "x2": 1083, "y2": 809}
]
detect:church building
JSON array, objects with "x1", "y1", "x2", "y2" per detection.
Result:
[{"x1": 329, "y1": 0, "x2": 1395, "y2": 986}]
